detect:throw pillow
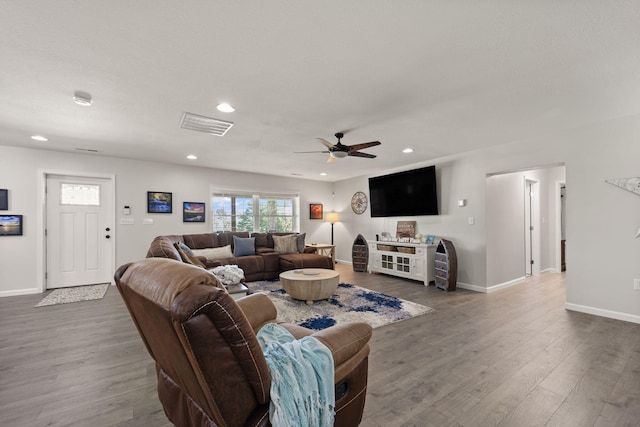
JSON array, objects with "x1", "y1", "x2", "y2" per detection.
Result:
[
  {"x1": 191, "y1": 245, "x2": 234, "y2": 261},
  {"x1": 273, "y1": 234, "x2": 298, "y2": 254},
  {"x1": 296, "y1": 232, "x2": 306, "y2": 253},
  {"x1": 233, "y1": 236, "x2": 255, "y2": 257},
  {"x1": 174, "y1": 242, "x2": 206, "y2": 268},
  {"x1": 178, "y1": 241, "x2": 194, "y2": 256}
]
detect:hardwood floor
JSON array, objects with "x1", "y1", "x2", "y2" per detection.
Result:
[{"x1": 1, "y1": 265, "x2": 638, "y2": 426}]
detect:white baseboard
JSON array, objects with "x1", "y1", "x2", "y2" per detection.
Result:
[
  {"x1": 0, "y1": 288, "x2": 41, "y2": 297},
  {"x1": 456, "y1": 282, "x2": 487, "y2": 293},
  {"x1": 565, "y1": 303, "x2": 640, "y2": 325}
]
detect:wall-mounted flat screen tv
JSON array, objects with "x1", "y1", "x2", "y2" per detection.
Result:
[{"x1": 368, "y1": 165, "x2": 438, "y2": 217}]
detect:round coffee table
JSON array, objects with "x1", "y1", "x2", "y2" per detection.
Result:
[{"x1": 279, "y1": 268, "x2": 340, "y2": 305}]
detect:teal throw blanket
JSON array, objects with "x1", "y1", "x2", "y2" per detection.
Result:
[{"x1": 256, "y1": 323, "x2": 335, "y2": 427}]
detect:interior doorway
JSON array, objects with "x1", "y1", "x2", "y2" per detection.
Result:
[{"x1": 44, "y1": 174, "x2": 114, "y2": 289}]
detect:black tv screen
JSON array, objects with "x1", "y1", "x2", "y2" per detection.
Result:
[{"x1": 368, "y1": 165, "x2": 438, "y2": 217}]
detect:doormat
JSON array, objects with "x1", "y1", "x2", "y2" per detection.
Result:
[
  {"x1": 34, "y1": 283, "x2": 110, "y2": 307},
  {"x1": 246, "y1": 280, "x2": 434, "y2": 330}
]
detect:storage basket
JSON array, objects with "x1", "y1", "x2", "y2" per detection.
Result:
[
  {"x1": 377, "y1": 244, "x2": 397, "y2": 252},
  {"x1": 397, "y1": 246, "x2": 415, "y2": 254}
]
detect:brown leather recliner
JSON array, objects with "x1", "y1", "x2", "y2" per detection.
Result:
[{"x1": 114, "y1": 258, "x2": 372, "y2": 427}]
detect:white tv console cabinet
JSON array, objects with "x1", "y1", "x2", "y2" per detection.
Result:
[{"x1": 368, "y1": 240, "x2": 436, "y2": 286}]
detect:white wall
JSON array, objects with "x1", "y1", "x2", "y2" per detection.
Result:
[
  {"x1": 0, "y1": 146, "x2": 333, "y2": 296},
  {"x1": 331, "y1": 153, "x2": 488, "y2": 288},
  {"x1": 334, "y1": 114, "x2": 639, "y2": 323}
]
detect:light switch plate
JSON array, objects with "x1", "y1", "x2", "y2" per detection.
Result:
[
  {"x1": 120, "y1": 217, "x2": 134, "y2": 225},
  {"x1": 143, "y1": 218, "x2": 153, "y2": 225}
]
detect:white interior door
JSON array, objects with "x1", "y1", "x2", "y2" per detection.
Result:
[{"x1": 46, "y1": 175, "x2": 113, "y2": 289}]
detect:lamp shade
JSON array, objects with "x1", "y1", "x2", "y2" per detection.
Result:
[{"x1": 326, "y1": 212, "x2": 340, "y2": 223}]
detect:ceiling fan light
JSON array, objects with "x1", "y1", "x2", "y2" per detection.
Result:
[{"x1": 330, "y1": 151, "x2": 348, "y2": 159}]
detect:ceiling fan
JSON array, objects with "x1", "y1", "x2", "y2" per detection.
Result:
[{"x1": 295, "y1": 132, "x2": 381, "y2": 163}]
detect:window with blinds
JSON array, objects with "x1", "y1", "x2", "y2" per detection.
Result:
[{"x1": 211, "y1": 191, "x2": 299, "y2": 233}]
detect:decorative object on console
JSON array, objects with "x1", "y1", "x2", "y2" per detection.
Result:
[
  {"x1": 0, "y1": 214, "x2": 23, "y2": 236},
  {"x1": 434, "y1": 239, "x2": 458, "y2": 291},
  {"x1": 183, "y1": 202, "x2": 205, "y2": 222},
  {"x1": 352, "y1": 234, "x2": 368, "y2": 272},
  {"x1": 147, "y1": 191, "x2": 172, "y2": 213},
  {"x1": 425, "y1": 235, "x2": 436, "y2": 244},
  {"x1": 326, "y1": 211, "x2": 340, "y2": 245},
  {"x1": 351, "y1": 191, "x2": 368, "y2": 214},
  {"x1": 0, "y1": 189, "x2": 7, "y2": 210},
  {"x1": 309, "y1": 203, "x2": 323, "y2": 219},
  {"x1": 396, "y1": 221, "x2": 416, "y2": 238}
]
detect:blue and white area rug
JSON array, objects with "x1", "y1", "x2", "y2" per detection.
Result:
[{"x1": 247, "y1": 281, "x2": 434, "y2": 330}]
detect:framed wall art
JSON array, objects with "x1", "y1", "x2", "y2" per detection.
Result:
[
  {"x1": 0, "y1": 215, "x2": 23, "y2": 236},
  {"x1": 147, "y1": 192, "x2": 173, "y2": 213},
  {"x1": 0, "y1": 189, "x2": 7, "y2": 210},
  {"x1": 183, "y1": 202, "x2": 205, "y2": 222},
  {"x1": 310, "y1": 203, "x2": 323, "y2": 220}
]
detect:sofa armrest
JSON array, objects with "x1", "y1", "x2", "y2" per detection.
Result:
[
  {"x1": 235, "y1": 293, "x2": 278, "y2": 331},
  {"x1": 311, "y1": 322, "x2": 372, "y2": 367}
]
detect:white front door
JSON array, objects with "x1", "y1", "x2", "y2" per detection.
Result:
[{"x1": 46, "y1": 175, "x2": 114, "y2": 289}]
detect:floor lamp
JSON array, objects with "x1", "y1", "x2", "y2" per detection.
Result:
[{"x1": 326, "y1": 212, "x2": 339, "y2": 245}]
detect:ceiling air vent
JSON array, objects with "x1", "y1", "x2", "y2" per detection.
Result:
[{"x1": 180, "y1": 112, "x2": 234, "y2": 136}]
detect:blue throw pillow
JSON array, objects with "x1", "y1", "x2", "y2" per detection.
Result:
[
  {"x1": 233, "y1": 236, "x2": 255, "y2": 257},
  {"x1": 178, "y1": 242, "x2": 194, "y2": 256},
  {"x1": 296, "y1": 232, "x2": 306, "y2": 253}
]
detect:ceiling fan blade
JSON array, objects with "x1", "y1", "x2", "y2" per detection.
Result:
[
  {"x1": 327, "y1": 155, "x2": 335, "y2": 163},
  {"x1": 347, "y1": 141, "x2": 381, "y2": 152},
  {"x1": 317, "y1": 138, "x2": 334, "y2": 149},
  {"x1": 348, "y1": 151, "x2": 376, "y2": 159},
  {"x1": 294, "y1": 150, "x2": 330, "y2": 153}
]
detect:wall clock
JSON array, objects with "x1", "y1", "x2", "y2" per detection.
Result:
[{"x1": 351, "y1": 191, "x2": 368, "y2": 214}]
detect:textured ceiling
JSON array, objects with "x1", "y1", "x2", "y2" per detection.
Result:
[{"x1": 1, "y1": 1, "x2": 639, "y2": 181}]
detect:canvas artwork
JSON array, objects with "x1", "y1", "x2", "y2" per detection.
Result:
[
  {"x1": 310, "y1": 203, "x2": 323, "y2": 220},
  {"x1": 0, "y1": 215, "x2": 23, "y2": 236},
  {"x1": 183, "y1": 202, "x2": 205, "y2": 222},
  {"x1": 147, "y1": 192, "x2": 172, "y2": 213},
  {"x1": 0, "y1": 189, "x2": 7, "y2": 210}
]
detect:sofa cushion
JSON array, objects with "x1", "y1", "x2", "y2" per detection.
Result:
[
  {"x1": 183, "y1": 233, "x2": 218, "y2": 249},
  {"x1": 273, "y1": 234, "x2": 298, "y2": 254},
  {"x1": 279, "y1": 253, "x2": 333, "y2": 271},
  {"x1": 252, "y1": 232, "x2": 269, "y2": 248},
  {"x1": 234, "y1": 236, "x2": 255, "y2": 257},
  {"x1": 192, "y1": 245, "x2": 234, "y2": 261}
]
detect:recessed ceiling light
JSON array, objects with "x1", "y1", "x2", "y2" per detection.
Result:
[
  {"x1": 402, "y1": 148, "x2": 414, "y2": 153},
  {"x1": 186, "y1": 154, "x2": 198, "y2": 160},
  {"x1": 216, "y1": 103, "x2": 235, "y2": 113},
  {"x1": 73, "y1": 91, "x2": 93, "y2": 106},
  {"x1": 31, "y1": 135, "x2": 48, "y2": 142},
  {"x1": 320, "y1": 172, "x2": 327, "y2": 176}
]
